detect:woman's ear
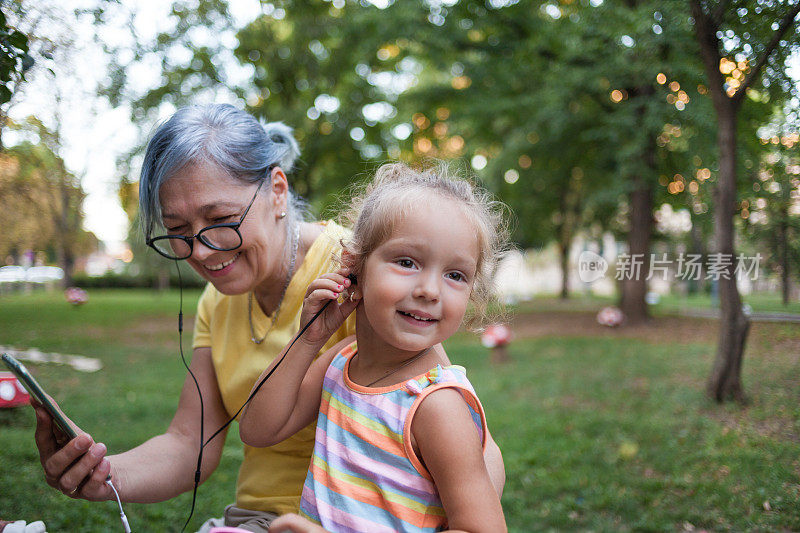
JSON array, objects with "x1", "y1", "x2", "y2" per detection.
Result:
[{"x1": 270, "y1": 166, "x2": 289, "y2": 216}]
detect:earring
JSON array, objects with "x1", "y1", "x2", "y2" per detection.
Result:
[{"x1": 278, "y1": 211, "x2": 287, "y2": 219}]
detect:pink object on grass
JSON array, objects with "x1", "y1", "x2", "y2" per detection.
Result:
[
  {"x1": 596, "y1": 306, "x2": 624, "y2": 327},
  {"x1": 64, "y1": 287, "x2": 88, "y2": 306},
  {"x1": 0, "y1": 371, "x2": 30, "y2": 408},
  {"x1": 481, "y1": 324, "x2": 512, "y2": 348}
]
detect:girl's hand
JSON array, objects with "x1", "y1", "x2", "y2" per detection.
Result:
[
  {"x1": 270, "y1": 513, "x2": 329, "y2": 533},
  {"x1": 298, "y1": 268, "x2": 360, "y2": 347},
  {"x1": 33, "y1": 403, "x2": 113, "y2": 501}
]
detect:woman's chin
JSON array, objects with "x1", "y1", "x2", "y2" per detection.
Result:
[
  {"x1": 206, "y1": 274, "x2": 250, "y2": 296},
  {"x1": 187, "y1": 264, "x2": 247, "y2": 294}
]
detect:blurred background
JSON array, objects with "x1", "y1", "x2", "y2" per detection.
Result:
[
  {"x1": 2, "y1": 0, "x2": 798, "y2": 306},
  {"x1": 1, "y1": 0, "x2": 799, "y2": 530}
]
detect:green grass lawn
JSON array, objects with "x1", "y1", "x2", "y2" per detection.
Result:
[
  {"x1": 1, "y1": 289, "x2": 798, "y2": 531},
  {"x1": 654, "y1": 291, "x2": 800, "y2": 315},
  {"x1": 516, "y1": 290, "x2": 800, "y2": 316}
]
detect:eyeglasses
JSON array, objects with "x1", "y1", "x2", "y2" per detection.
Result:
[{"x1": 146, "y1": 178, "x2": 265, "y2": 260}]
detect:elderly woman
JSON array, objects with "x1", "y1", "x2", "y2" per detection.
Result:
[{"x1": 33, "y1": 104, "x2": 504, "y2": 532}]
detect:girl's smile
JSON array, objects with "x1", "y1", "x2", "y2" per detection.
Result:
[{"x1": 397, "y1": 309, "x2": 438, "y2": 325}]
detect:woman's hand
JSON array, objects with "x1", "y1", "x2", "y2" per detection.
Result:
[
  {"x1": 270, "y1": 513, "x2": 330, "y2": 533},
  {"x1": 33, "y1": 403, "x2": 113, "y2": 501},
  {"x1": 298, "y1": 268, "x2": 360, "y2": 347}
]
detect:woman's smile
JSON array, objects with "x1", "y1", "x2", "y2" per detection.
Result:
[{"x1": 202, "y1": 252, "x2": 241, "y2": 276}]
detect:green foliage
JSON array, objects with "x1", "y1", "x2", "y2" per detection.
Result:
[
  {"x1": 0, "y1": 119, "x2": 96, "y2": 264},
  {"x1": 742, "y1": 136, "x2": 800, "y2": 290},
  {"x1": 105, "y1": 1, "x2": 398, "y2": 219},
  {"x1": 0, "y1": 6, "x2": 32, "y2": 104},
  {"x1": 72, "y1": 269, "x2": 206, "y2": 290},
  {"x1": 234, "y1": 1, "x2": 392, "y2": 208},
  {"x1": 364, "y1": 1, "x2": 722, "y2": 250},
  {"x1": 100, "y1": 0, "x2": 799, "y2": 292}
]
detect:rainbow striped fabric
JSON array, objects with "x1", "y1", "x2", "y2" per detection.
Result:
[{"x1": 299, "y1": 342, "x2": 487, "y2": 532}]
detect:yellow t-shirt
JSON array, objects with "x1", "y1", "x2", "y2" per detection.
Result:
[{"x1": 192, "y1": 220, "x2": 356, "y2": 514}]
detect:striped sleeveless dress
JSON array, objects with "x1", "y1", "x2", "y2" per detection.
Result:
[{"x1": 299, "y1": 342, "x2": 487, "y2": 532}]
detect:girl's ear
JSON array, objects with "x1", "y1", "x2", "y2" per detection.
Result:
[
  {"x1": 341, "y1": 249, "x2": 362, "y2": 299},
  {"x1": 341, "y1": 249, "x2": 358, "y2": 274}
]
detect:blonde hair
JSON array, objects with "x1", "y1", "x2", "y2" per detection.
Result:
[{"x1": 341, "y1": 162, "x2": 510, "y2": 329}]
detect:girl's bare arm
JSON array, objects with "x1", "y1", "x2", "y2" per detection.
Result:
[
  {"x1": 240, "y1": 270, "x2": 358, "y2": 447},
  {"x1": 412, "y1": 388, "x2": 507, "y2": 533}
]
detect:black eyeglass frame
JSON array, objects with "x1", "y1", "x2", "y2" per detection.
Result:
[{"x1": 146, "y1": 177, "x2": 267, "y2": 260}]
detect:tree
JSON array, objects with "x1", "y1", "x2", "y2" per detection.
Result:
[
  {"x1": 0, "y1": 4, "x2": 33, "y2": 147},
  {"x1": 234, "y1": 1, "x2": 392, "y2": 206},
  {"x1": 0, "y1": 6, "x2": 32, "y2": 103},
  {"x1": 376, "y1": 0, "x2": 718, "y2": 312},
  {"x1": 104, "y1": 1, "x2": 399, "y2": 216},
  {"x1": 0, "y1": 118, "x2": 97, "y2": 283},
  {"x1": 747, "y1": 130, "x2": 800, "y2": 305},
  {"x1": 690, "y1": 0, "x2": 800, "y2": 402},
  {"x1": 366, "y1": 1, "x2": 617, "y2": 298},
  {"x1": 572, "y1": 0, "x2": 722, "y2": 321}
]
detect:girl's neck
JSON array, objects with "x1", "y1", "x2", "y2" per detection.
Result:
[{"x1": 350, "y1": 313, "x2": 450, "y2": 387}]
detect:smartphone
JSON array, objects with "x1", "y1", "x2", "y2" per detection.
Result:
[{"x1": 2, "y1": 353, "x2": 78, "y2": 440}]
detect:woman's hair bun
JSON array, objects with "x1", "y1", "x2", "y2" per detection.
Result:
[{"x1": 262, "y1": 121, "x2": 300, "y2": 171}]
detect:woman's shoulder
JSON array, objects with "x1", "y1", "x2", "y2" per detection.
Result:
[
  {"x1": 196, "y1": 281, "x2": 238, "y2": 315},
  {"x1": 300, "y1": 220, "x2": 351, "y2": 274},
  {"x1": 316, "y1": 219, "x2": 351, "y2": 249}
]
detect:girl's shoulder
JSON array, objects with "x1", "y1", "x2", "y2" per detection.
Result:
[
  {"x1": 404, "y1": 364, "x2": 474, "y2": 396},
  {"x1": 406, "y1": 364, "x2": 487, "y2": 448},
  {"x1": 320, "y1": 335, "x2": 357, "y2": 367}
]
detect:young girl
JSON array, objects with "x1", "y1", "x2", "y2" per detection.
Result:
[{"x1": 240, "y1": 163, "x2": 508, "y2": 533}]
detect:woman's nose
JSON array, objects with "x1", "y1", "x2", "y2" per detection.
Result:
[{"x1": 189, "y1": 237, "x2": 217, "y2": 262}]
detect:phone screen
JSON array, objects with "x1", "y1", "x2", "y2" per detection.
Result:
[{"x1": 2, "y1": 353, "x2": 78, "y2": 440}]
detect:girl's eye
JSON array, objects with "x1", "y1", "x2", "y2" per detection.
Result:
[
  {"x1": 397, "y1": 259, "x2": 415, "y2": 269},
  {"x1": 447, "y1": 272, "x2": 466, "y2": 282}
]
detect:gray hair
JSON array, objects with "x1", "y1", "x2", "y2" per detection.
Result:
[{"x1": 139, "y1": 103, "x2": 303, "y2": 238}]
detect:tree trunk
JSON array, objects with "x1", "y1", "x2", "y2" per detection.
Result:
[
  {"x1": 705, "y1": 103, "x2": 749, "y2": 403},
  {"x1": 619, "y1": 176, "x2": 653, "y2": 323},
  {"x1": 558, "y1": 240, "x2": 569, "y2": 299},
  {"x1": 157, "y1": 269, "x2": 170, "y2": 291},
  {"x1": 688, "y1": 211, "x2": 707, "y2": 295},
  {"x1": 61, "y1": 248, "x2": 75, "y2": 288},
  {"x1": 779, "y1": 215, "x2": 789, "y2": 306},
  {"x1": 556, "y1": 177, "x2": 582, "y2": 300},
  {"x1": 56, "y1": 177, "x2": 76, "y2": 288},
  {"x1": 619, "y1": 84, "x2": 656, "y2": 324},
  {"x1": 55, "y1": 235, "x2": 75, "y2": 288}
]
